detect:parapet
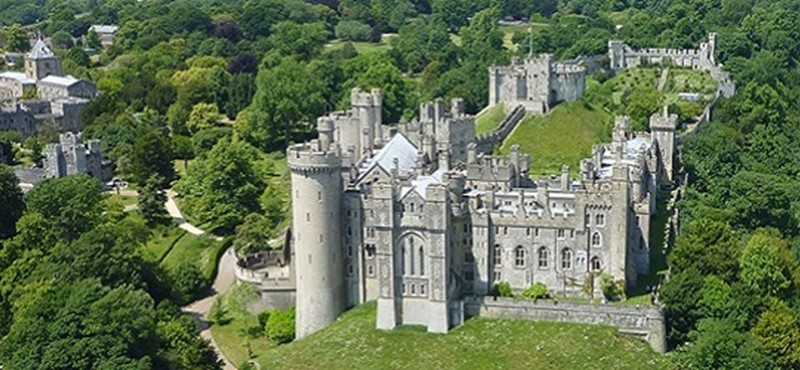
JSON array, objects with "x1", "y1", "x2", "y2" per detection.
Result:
[
  {"x1": 287, "y1": 141, "x2": 342, "y2": 172},
  {"x1": 351, "y1": 87, "x2": 382, "y2": 108},
  {"x1": 649, "y1": 106, "x2": 678, "y2": 130}
]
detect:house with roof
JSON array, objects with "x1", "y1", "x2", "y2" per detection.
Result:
[{"x1": 89, "y1": 25, "x2": 118, "y2": 47}]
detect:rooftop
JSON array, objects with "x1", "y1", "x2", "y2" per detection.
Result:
[
  {"x1": 27, "y1": 39, "x2": 55, "y2": 59},
  {"x1": 90, "y1": 24, "x2": 119, "y2": 34},
  {"x1": 38, "y1": 75, "x2": 80, "y2": 87},
  {"x1": 358, "y1": 133, "x2": 418, "y2": 178},
  {"x1": 0, "y1": 71, "x2": 34, "y2": 84}
]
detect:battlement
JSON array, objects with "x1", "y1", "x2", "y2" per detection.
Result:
[
  {"x1": 649, "y1": 106, "x2": 678, "y2": 130},
  {"x1": 287, "y1": 141, "x2": 342, "y2": 171},
  {"x1": 59, "y1": 131, "x2": 83, "y2": 146},
  {"x1": 351, "y1": 87, "x2": 382, "y2": 108}
]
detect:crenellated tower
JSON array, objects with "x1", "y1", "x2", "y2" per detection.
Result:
[
  {"x1": 287, "y1": 137, "x2": 345, "y2": 339},
  {"x1": 649, "y1": 106, "x2": 677, "y2": 184}
]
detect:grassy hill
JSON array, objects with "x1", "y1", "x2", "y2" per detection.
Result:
[
  {"x1": 475, "y1": 103, "x2": 506, "y2": 134},
  {"x1": 500, "y1": 102, "x2": 612, "y2": 177},
  {"x1": 255, "y1": 302, "x2": 671, "y2": 370}
]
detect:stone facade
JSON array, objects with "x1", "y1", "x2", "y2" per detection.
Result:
[
  {"x1": 271, "y1": 87, "x2": 675, "y2": 339},
  {"x1": 488, "y1": 54, "x2": 586, "y2": 114}
]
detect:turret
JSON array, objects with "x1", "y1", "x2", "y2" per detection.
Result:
[
  {"x1": 317, "y1": 117, "x2": 335, "y2": 151},
  {"x1": 649, "y1": 106, "x2": 678, "y2": 183},
  {"x1": 560, "y1": 165, "x2": 570, "y2": 191},
  {"x1": 287, "y1": 141, "x2": 345, "y2": 339}
]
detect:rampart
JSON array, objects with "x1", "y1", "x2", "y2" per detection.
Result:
[
  {"x1": 474, "y1": 105, "x2": 526, "y2": 154},
  {"x1": 464, "y1": 296, "x2": 667, "y2": 353}
]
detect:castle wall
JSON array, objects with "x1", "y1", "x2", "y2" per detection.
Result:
[{"x1": 465, "y1": 297, "x2": 667, "y2": 353}]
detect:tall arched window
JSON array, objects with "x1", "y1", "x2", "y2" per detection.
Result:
[
  {"x1": 537, "y1": 247, "x2": 548, "y2": 268},
  {"x1": 494, "y1": 244, "x2": 502, "y2": 266},
  {"x1": 561, "y1": 248, "x2": 573, "y2": 269},
  {"x1": 409, "y1": 238, "x2": 415, "y2": 275},
  {"x1": 401, "y1": 244, "x2": 407, "y2": 275},
  {"x1": 590, "y1": 256, "x2": 602, "y2": 271},
  {"x1": 592, "y1": 232, "x2": 602, "y2": 247},
  {"x1": 418, "y1": 246, "x2": 425, "y2": 276},
  {"x1": 514, "y1": 246, "x2": 525, "y2": 267}
]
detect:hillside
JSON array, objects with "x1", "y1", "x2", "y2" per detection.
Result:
[
  {"x1": 499, "y1": 102, "x2": 612, "y2": 177},
  {"x1": 255, "y1": 302, "x2": 670, "y2": 370}
]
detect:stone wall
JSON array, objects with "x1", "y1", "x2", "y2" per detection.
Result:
[
  {"x1": 474, "y1": 105, "x2": 526, "y2": 154},
  {"x1": 464, "y1": 296, "x2": 667, "y2": 353}
]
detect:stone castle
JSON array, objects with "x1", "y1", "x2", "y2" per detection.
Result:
[
  {"x1": 488, "y1": 54, "x2": 586, "y2": 114},
  {"x1": 0, "y1": 39, "x2": 97, "y2": 137},
  {"x1": 282, "y1": 88, "x2": 676, "y2": 340},
  {"x1": 14, "y1": 131, "x2": 111, "y2": 190}
]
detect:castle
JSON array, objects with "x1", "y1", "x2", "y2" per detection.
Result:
[
  {"x1": 0, "y1": 39, "x2": 97, "y2": 137},
  {"x1": 14, "y1": 132, "x2": 111, "y2": 190},
  {"x1": 488, "y1": 54, "x2": 586, "y2": 114},
  {"x1": 282, "y1": 88, "x2": 676, "y2": 339}
]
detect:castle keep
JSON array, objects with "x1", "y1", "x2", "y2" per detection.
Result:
[
  {"x1": 488, "y1": 54, "x2": 586, "y2": 114},
  {"x1": 285, "y1": 88, "x2": 676, "y2": 339}
]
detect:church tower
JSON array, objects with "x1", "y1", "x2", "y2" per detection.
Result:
[
  {"x1": 287, "y1": 134, "x2": 345, "y2": 339},
  {"x1": 25, "y1": 39, "x2": 62, "y2": 80}
]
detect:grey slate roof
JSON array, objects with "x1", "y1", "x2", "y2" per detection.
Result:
[{"x1": 26, "y1": 39, "x2": 55, "y2": 59}]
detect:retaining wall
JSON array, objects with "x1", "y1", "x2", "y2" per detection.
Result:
[{"x1": 474, "y1": 105, "x2": 526, "y2": 154}]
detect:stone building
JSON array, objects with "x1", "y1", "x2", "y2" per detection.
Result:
[
  {"x1": 488, "y1": 54, "x2": 586, "y2": 114},
  {"x1": 275, "y1": 88, "x2": 675, "y2": 339},
  {"x1": 0, "y1": 39, "x2": 97, "y2": 137},
  {"x1": 14, "y1": 131, "x2": 111, "y2": 190},
  {"x1": 88, "y1": 25, "x2": 118, "y2": 48}
]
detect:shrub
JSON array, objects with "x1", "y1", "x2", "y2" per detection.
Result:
[
  {"x1": 210, "y1": 299, "x2": 230, "y2": 325},
  {"x1": 169, "y1": 262, "x2": 210, "y2": 305},
  {"x1": 522, "y1": 282, "x2": 549, "y2": 300},
  {"x1": 334, "y1": 20, "x2": 372, "y2": 42},
  {"x1": 257, "y1": 311, "x2": 271, "y2": 329},
  {"x1": 600, "y1": 273, "x2": 625, "y2": 301},
  {"x1": 493, "y1": 281, "x2": 513, "y2": 297},
  {"x1": 267, "y1": 307, "x2": 296, "y2": 344}
]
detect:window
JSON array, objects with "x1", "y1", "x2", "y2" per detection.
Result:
[
  {"x1": 347, "y1": 264, "x2": 354, "y2": 275},
  {"x1": 495, "y1": 226, "x2": 500, "y2": 234},
  {"x1": 403, "y1": 284, "x2": 407, "y2": 294},
  {"x1": 494, "y1": 244, "x2": 502, "y2": 266},
  {"x1": 503, "y1": 227, "x2": 508, "y2": 235},
  {"x1": 368, "y1": 265, "x2": 374, "y2": 276},
  {"x1": 596, "y1": 214, "x2": 605, "y2": 226},
  {"x1": 419, "y1": 246, "x2": 425, "y2": 276},
  {"x1": 419, "y1": 204, "x2": 424, "y2": 213},
  {"x1": 347, "y1": 210, "x2": 351, "y2": 217},
  {"x1": 366, "y1": 244, "x2": 375, "y2": 258},
  {"x1": 590, "y1": 257, "x2": 602, "y2": 271},
  {"x1": 420, "y1": 284, "x2": 426, "y2": 295},
  {"x1": 493, "y1": 270, "x2": 502, "y2": 282},
  {"x1": 409, "y1": 203, "x2": 415, "y2": 212},
  {"x1": 317, "y1": 191, "x2": 321, "y2": 201},
  {"x1": 306, "y1": 213, "x2": 310, "y2": 222},
  {"x1": 514, "y1": 246, "x2": 525, "y2": 267},
  {"x1": 585, "y1": 213, "x2": 590, "y2": 225},
  {"x1": 561, "y1": 249, "x2": 573, "y2": 269},
  {"x1": 537, "y1": 247, "x2": 548, "y2": 268},
  {"x1": 534, "y1": 228, "x2": 539, "y2": 237},
  {"x1": 411, "y1": 284, "x2": 416, "y2": 294},
  {"x1": 367, "y1": 227, "x2": 375, "y2": 238},
  {"x1": 557, "y1": 229, "x2": 565, "y2": 239},
  {"x1": 347, "y1": 226, "x2": 352, "y2": 236},
  {"x1": 592, "y1": 232, "x2": 601, "y2": 247},
  {"x1": 409, "y1": 238, "x2": 415, "y2": 275},
  {"x1": 526, "y1": 227, "x2": 531, "y2": 236}
]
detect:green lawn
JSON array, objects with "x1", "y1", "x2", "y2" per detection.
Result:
[
  {"x1": 161, "y1": 232, "x2": 225, "y2": 279},
  {"x1": 256, "y1": 302, "x2": 671, "y2": 370},
  {"x1": 141, "y1": 224, "x2": 185, "y2": 262},
  {"x1": 211, "y1": 285, "x2": 272, "y2": 367},
  {"x1": 475, "y1": 103, "x2": 506, "y2": 134},
  {"x1": 325, "y1": 39, "x2": 392, "y2": 55},
  {"x1": 107, "y1": 193, "x2": 138, "y2": 208},
  {"x1": 500, "y1": 102, "x2": 612, "y2": 177}
]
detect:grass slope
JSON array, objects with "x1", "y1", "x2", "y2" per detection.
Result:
[
  {"x1": 475, "y1": 103, "x2": 506, "y2": 134},
  {"x1": 257, "y1": 302, "x2": 670, "y2": 370},
  {"x1": 325, "y1": 39, "x2": 392, "y2": 55},
  {"x1": 500, "y1": 102, "x2": 612, "y2": 177},
  {"x1": 211, "y1": 285, "x2": 272, "y2": 367},
  {"x1": 162, "y1": 232, "x2": 224, "y2": 279}
]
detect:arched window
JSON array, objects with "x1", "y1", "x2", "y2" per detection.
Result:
[
  {"x1": 595, "y1": 214, "x2": 605, "y2": 226},
  {"x1": 592, "y1": 232, "x2": 602, "y2": 247},
  {"x1": 494, "y1": 244, "x2": 502, "y2": 266},
  {"x1": 401, "y1": 244, "x2": 407, "y2": 275},
  {"x1": 561, "y1": 249, "x2": 573, "y2": 269},
  {"x1": 514, "y1": 246, "x2": 525, "y2": 267},
  {"x1": 409, "y1": 238, "x2": 415, "y2": 275},
  {"x1": 419, "y1": 246, "x2": 425, "y2": 276},
  {"x1": 590, "y1": 256, "x2": 602, "y2": 271},
  {"x1": 537, "y1": 247, "x2": 548, "y2": 268}
]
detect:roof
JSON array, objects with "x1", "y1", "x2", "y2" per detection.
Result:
[
  {"x1": 90, "y1": 25, "x2": 118, "y2": 34},
  {"x1": 38, "y1": 75, "x2": 80, "y2": 87},
  {"x1": 358, "y1": 133, "x2": 418, "y2": 178},
  {"x1": 27, "y1": 39, "x2": 55, "y2": 59},
  {"x1": 401, "y1": 167, "x2": 446, "y2": 199},
  {"x1": 0, "y1": 71, "x2": 34, "y2": 84}
]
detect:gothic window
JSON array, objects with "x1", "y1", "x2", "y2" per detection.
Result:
[
  {"x1": 561, "y1": 249, "x2": 573, "y2": 269},
  {"x1": 537, "y1": 247, "x2": 548, "y2": 269},
  {"x1": 366, "y1": 244, "x2": 375, "y2": 258},
  {"x1": 409, "y1": 203, "x2": 415, "y2": 212},
  {"x1": 596, "y1": 214, "x2": 605, "y2": 226},
  {"x1": 514, "y1": 246, "x2": 525, "y2": 268},
  {"x1": 590, "y1": 257, "x2": 602, "y2": 271},
  {"x1": 409, "y1": 238, "x2": 415, "y2": 275},
  {"x1": 419, "y1": 246, "x2": 425, "y2": 276},
  {"x1": 557, "y1": 229, "x2": 565, "y2": 239},
  {"x1": 493, "y1": 270, "x2": 502, "y2": 283},
  {"x1": 401, "y1": 244, "x2": 407, "y2": 275},
  {"x1": 347, "y1": 264, "x2": 354, "y2": 275},
  {"x1": 592, "y1": 232, "x2": 602, "y2": 247},
  {"x1": 494, "y1": 244, "x2": 502, "y2": 266}
]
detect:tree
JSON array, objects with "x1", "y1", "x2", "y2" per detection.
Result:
[
  {"x1": 192, "y1": 127, "x2": 233, "y2": 157},
  {"x1": 739, "y1": 232, "x2": 792, "y2": 298},
  {"x1": 267, "y1": 21, "x2": 328, "y2": 60},
  {"x1": 624, "y1": 87, "x2": 663, "y2": 131},
  {"x1": 168, "y1": 262, "x2": 209, "y2": 305},
  {"x1": 660, "y1": 267, "x2": 705, "y2": 347},
  {"x1": 139, "y1": 175, "x2": 169, "y2": 226},
  {"x1": 65, "y1": 46, "x2": 90, "y2": 67},
  {"x1": 335, "y1": 20, "x2": 372, "y2": 41},
  {"x1": 234, "y1": 213, "x2": 273, "y2": 255},
  {"x1": 187, "y1": 103, "x2": 222, "y2": 134},
  {"x1": 266, "y1": 307, "x2": 295, "y2": 344},
  {"x1": 129, "y1": 131, "x2": 175, "y2": 188},
  {"x1": 86, "y1": 30, "x2": 102, "y2": 49},
  {"x1": 751, "y1": 300, "x2": 800, "y2": 368},
  {"x1": 5, "y1": 24, "x2": 30, "y2": 52},
  {"x1": 25, "y1": 175, "x2": 105, "y2": 242},
  {"x1": 23, "y1": 137, "x2": 44, "y2": 166},
  {"x1": 676, "y1": 319, "x2": 773, "y2": 370},
  {"x1": 0, "y1": 165, "x2": 24, "y2": 240},
  {"x1": 668, "y1": 218, "x2": 740, "y2": 282},
  {"x1": 51, "y1": 30, "x2": 74, "y2": 49}
]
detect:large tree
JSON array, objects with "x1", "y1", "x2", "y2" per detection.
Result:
[
  {"x1": 25, "y1": 175, "x2": 105, "y2": 242},
  {"x1": 0, "y1": 164, "x2": 24, "y2": 240},
  {"x1": 129, "y1": 131, "x2": 175, "y2": 188}
]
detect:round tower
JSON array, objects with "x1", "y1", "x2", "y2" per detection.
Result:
[{"x1": 287, "y1": 141, "x2": 345, "y2": 339}]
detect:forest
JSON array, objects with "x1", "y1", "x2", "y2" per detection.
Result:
[{"x1": 0, "y1": 0, "x2": 799, "y2": 368}]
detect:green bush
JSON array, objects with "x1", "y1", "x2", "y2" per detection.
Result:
[
  {"x1": 334, "y1": 20, "x2": 372, "y2": 42},
  {"x1": 493, "y1": 281, "x2": 513, "y2": 297},
  {"x1": 600, "y1": 273, "x2": 625, "y2": 301},
  {"x1": 257, "y1": 311, "x2": 271, "y2": 329},
  {"x1": 169, "y1": 262, "x2": 210, "y2": 305},
  {"x1": 522, "y1": 282, "x2": 549, "y2": 300},
  {"x1": 267, "y1": 307, "x2": 296, "y2": 344}
]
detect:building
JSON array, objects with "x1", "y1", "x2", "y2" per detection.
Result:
[
  {"x1": 488, "y1": 54, "x2": 586, "y2": 114},
  {"x1": 14, "y1": 131, "x2": 111, "y2": 190},
  {"x1": 270, "y1": 88, "x2": 676, "y2": 339},
  {"x1": 0, "y1": 39, "x2": 97, "y2": 137},
  {"x1": 88, "y1": 25, "x2": 118, "y2": 48}
]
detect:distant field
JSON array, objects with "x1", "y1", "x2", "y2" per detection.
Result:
[
  {"x1": 256, "y1": 302, "x2": 670, "y2": 370},
  {"x1": 500, "y1": 102, "x2": 612, "y2": 177},
  {"x1": 475, "y1": 103, "x2": 506, "y2": 134}
]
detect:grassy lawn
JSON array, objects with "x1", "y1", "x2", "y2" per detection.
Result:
[
  {"x1": 325, "y1": 39, "x2": 392, "y2": 55},
  {"x1": 475, "y1": 103, "x2": 506, "y2": 134},
  {"x1": 141, "y1": 224, "x2": 185, "y2": 262},
  {"x1": 500, "y1": 102, "x2": 612, "y2": 177},
  {"x1": 161, "y1": 232, "x2": 224, "y2": 279},
  {"x1": 211, "y1": 285, "x2": 273, "y2": 367},
  {"x1": 107, "y1": 193, "x2": 138, "y2": 208},
  {"x1": 256, "y1": 302, "x2": 671, "y2": 370},
  {"x1": 663, "y1": 69, "x2": 717, "y2": 105}
]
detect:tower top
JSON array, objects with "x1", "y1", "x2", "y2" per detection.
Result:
[{"x1": 27, "y1": 39, "x2": 55, "y2": 60}]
